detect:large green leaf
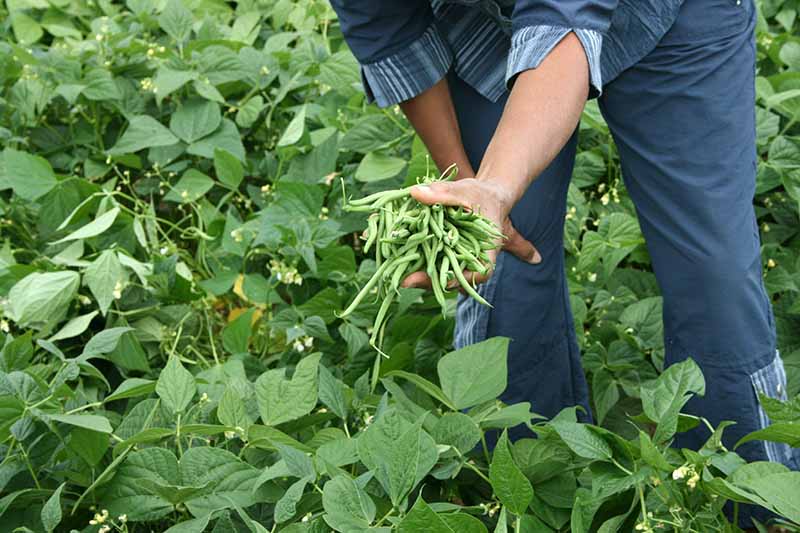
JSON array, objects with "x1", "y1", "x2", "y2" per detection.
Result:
[
  {"x1": 355, "y1": 152, "x2": 406, "y2": 182},
  {"x1": 3, "y1": 148, "x2": 58, "y2": 201},
  {"x1": 214, "y1": 148, "x2": 244, "y2": 189},
  {"x1": 736, "y1": 422, "x2": 800, "y2": 449},
  {"x1": 49, "y1": 414, "x2": 113, "y2": 433},
  {"x1": 109, "y1": 116, "x2": 179, "y2": 154},
  {"x1": 322, "y1": 476, "x2": 376, "y2": 532},
  {"x1": 40, "y1": 483, "x2": 64, "y2": 533},
  {"x1": 84, "y1": 250, "x2": 126, "y2": 316},
  {"x1": 433, "y1": 412, "x2": 482, "y2": 455},
  {"x1": 641, "y1": 357, "x2": 705, "y2": 443},
  {"x1": 156, "y1": 356, "x2": 196, "y2": 414},
  {"x1": 734, "y1": 472, "x2": 800, "y2": 523},
  {"x1": 159, "y1": 0, "x2": 193, "y2": 43},
  {"x1": 255, "y1": 353, "x2": 321, "y2": 425},
  {"x1": 170, "y1": 98, "x2": 221, "y2": 143},
  {"x1": 100, "y1": 447, "x2": 179, "y2": 521},
  {"x1": 278, "y1": 105, "x2": 306, "y2": 147},
  {"x1": 52, "y1": 206, "x2": 120, "y2": 244},
  {"x1": 164, "y1": 169, "x2": 214, "y2": 203},
  {"x1": 357, "y1": 409, "x2": 438, "y2": 509},
  {"x1": 187, "y1": 119, "x2": 246, "y2": 161},
  {"x1": 217, "y1": 385, "x2": 253, "y2": 434},
  {"x1": 549, "y1": 421, "x2": 612, "y2": 461},
  {"x1": 489, "y1": 431, "x2": 533, "y2": 516},
  {"x1": 437, "y1": 337, "x2": 508, "y2": 409},
  {"x1": 181, "y1": 447, "x2": 266, "y2": 517},
  {"x1": 397, "y1": 496, "x2": 455, "y2": 533},
  {"x1": 7, "y1": 271, "x2": 80, "y2": 331}
]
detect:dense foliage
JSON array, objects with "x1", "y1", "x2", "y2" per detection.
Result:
[{"x1": 0, "y1": 0, "x2": 799, "y2": 531}]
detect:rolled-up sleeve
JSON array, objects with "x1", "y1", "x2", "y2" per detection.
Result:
[
  {"x1": 330, "y1": 0, "x2": 453, "y2": 108},
  {"x1": 508, "y1": 0, "x2": 619, "y2": 95}
]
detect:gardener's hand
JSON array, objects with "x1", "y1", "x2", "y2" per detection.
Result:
[{"x1": 401, "y1": 177, "x2": 541, "y2": 290}]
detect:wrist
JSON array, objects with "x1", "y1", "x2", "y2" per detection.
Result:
[{"x1": 474, "y1": 169, "x2": 516, "y2": 215}]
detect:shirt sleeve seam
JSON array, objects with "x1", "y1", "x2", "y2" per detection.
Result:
[
  {"x1": 506, "y1": 25, "x2": 604, "y2": 97},
  {"x1": 359, "y1": 22, "x2": 453, "y2": 108}
]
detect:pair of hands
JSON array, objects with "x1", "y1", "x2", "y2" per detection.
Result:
[{"x1": 400, "y1": 175, "x2": 542, "y2": 290}]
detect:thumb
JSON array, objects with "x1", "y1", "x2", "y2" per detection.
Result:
[
  {"x1": 410, "y1": 181, "x2": 471, "y2": 208},
  {"x1": 502, "y1": 221, "x2": 542, "y2": 264}
]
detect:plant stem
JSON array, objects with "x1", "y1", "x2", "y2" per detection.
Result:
[{"x1": 464, "y1": 461, "x2": 492, "y2": 485}]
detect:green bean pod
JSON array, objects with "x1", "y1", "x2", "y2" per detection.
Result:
[{"x1": 444, "y1": 247, "x2": 491, "y2": 307}]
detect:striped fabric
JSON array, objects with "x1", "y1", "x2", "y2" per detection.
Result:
[
  {"x1": 749, "y1": 352, "x2": 798, "y2": 467},
  {"x1": 359, "y1": 2, "x2": 604, "y2": 107},
  {"x1": 507, "y1": 25, "x2": 603, "y2": 96},
  {"x1": 455, "y1": 253, "x2": 507, "y2": 349},
  {"x1": 361, "y1": 24, "x2": 453, "y2": 108}
]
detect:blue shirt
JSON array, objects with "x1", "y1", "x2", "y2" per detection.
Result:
[{"x1": 329, "y1": 0, "x2": 685, "y2": 108}]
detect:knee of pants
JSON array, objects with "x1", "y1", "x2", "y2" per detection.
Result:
[{"x1": 658, "y1": 249, "x2": 774, "y2": 370}]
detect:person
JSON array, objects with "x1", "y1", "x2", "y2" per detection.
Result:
[{"x1": 327, "y1": 0, "x2": 797, "y2": 525}]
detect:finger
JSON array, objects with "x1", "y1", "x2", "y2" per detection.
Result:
[
  {"x1": 446, "y1": 269, "x2": 490, "y2": 291},
  {"x1": 410, "y1": 181, "x2": 472, "y2": 209},
  {"x1": 401, "y1": 271, "x2": 432, "y2": 289},
  {"x1": 502, "y1": 222, "x2": 542, "y2": 264}
]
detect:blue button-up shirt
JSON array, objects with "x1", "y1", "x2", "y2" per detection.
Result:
[{"x1": 329, "y1": 0, "x2": 685, "y2": 108}]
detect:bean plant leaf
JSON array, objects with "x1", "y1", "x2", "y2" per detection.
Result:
[
  {"x1": 41, "y1": 482, "x2": 64, "y2": 533},
  {"x1": 641, "y1": 357, "x2": 705, "y2": 443},
  {"x1": 81, "y1": 327, "x2": 135, "y2": 359},
  {"x1": 101, "y1": 447, "x2": 179, "y2": 521},
  {"x1": 550, "y1": 421, "x2": 612, "y2": 461},
  {"x1": 187, "y1": 119, "x2": 246, "y2": 161},
  {"x1": 736, "y1": 423, "x2": 800, "y2": 449},
  {"x1": 7, "y1": 271, "x2": 80, "y2": 331},
  {"x1": 109, "y1": 116, "x2": 179, "y2": 154},
  {"x1": 278, "y1": 105, "x2": 306, "y2": 147},
  {"x1": 217, "y1": 385, "x2": 252, "y2": 434},
  {"x1": 180, "y1": 447, "x2": 266, "y2": 517},
  {"x1": 159, "y1": 0, "x2": 193, "y2": 43},
  {"x1": 156, "y1": 356, "x2": 196, "y2": 414},
  {"x1": 52, "y1": 206, "x2": 119, "y2": 244},
  {"x1": 733, "y1": 472, "x2": 800, "y2": 524},
  {"x1": 48, "y1": 311, "x2": 99, "y2": 342},
  {"x1": 49, "y1": 414, "x2": 113, "y2": 433},
  {"x1": 355, "y1": 152, "x2": 406, "y2": 182},
  {"x1": 170, "y1": 98, "x2": 221, "y2": 143},
  {"x1": 214, "y1": 148, "x2": 244, "y2": 189},
  {"x1": 255, "y1": 353, "x2": 321, "y2": 425},
  {"x1": 437, "y1": 337, "x2": 509, "y2": 409},
  {"x1": 433, "y1": 412, "x2": 482, "y2": 454},
  {"x1": 164, "y1": 169, "x2": 214, "y2": 203},
  {"x1": 3, "y1": 148, "x2": 58, "y2": 201},
  {"x1": 84, "y1": 249, "x2": 126, "y2": 315},
  {"x1": 357, "y1": 410, "x2": 438, "y2": 509},
  {"x1": 322, "y1": 475, "x2": 376, "y2": 531},
  {"x1": 489, "y1": 430, "x2": 533, "y2": 516},
  {"x1": 318, "y1": 364, "x2": 349, "y2": 420},
  {"x1": 397, "y1": 496, "x2": 455, "y2": 533},
  {"x1": 274, "y1": 476, "x2": 311, "y2": 523}
]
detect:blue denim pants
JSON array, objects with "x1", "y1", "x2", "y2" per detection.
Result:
[{"x1": 451, "y1": 0, "x2": 797, "y2": 490}]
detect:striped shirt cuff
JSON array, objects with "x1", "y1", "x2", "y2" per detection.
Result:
[
  {"x1": 360, "y1": 23, "x2": 453, "y2": 108},
  {"x1": 506, "y1": 26, "x2": 603, "y2": 97}
]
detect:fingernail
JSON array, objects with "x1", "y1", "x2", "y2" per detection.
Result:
[{"x1": 530, "y1": 250, "x2": 542, "y2": 264}]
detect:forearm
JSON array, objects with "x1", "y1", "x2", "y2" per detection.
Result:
[
  {"x1": 476, "y1": 33, "x2": 589, "y2": 210},
  {"x1": 399, "y1": 77, "x2": 475, "y2": 177}
]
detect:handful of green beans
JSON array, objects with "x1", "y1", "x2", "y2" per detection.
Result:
[{"x1": 339, "y1": 171, "x2": 504, "y2": 353}]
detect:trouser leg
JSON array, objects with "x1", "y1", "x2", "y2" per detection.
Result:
[
  {"x1": 600, "y1": 0, "x2": 795, "y2": 523},
  {"x1": 448, "y1": 72, "x2": 591, "y2": 438}
]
